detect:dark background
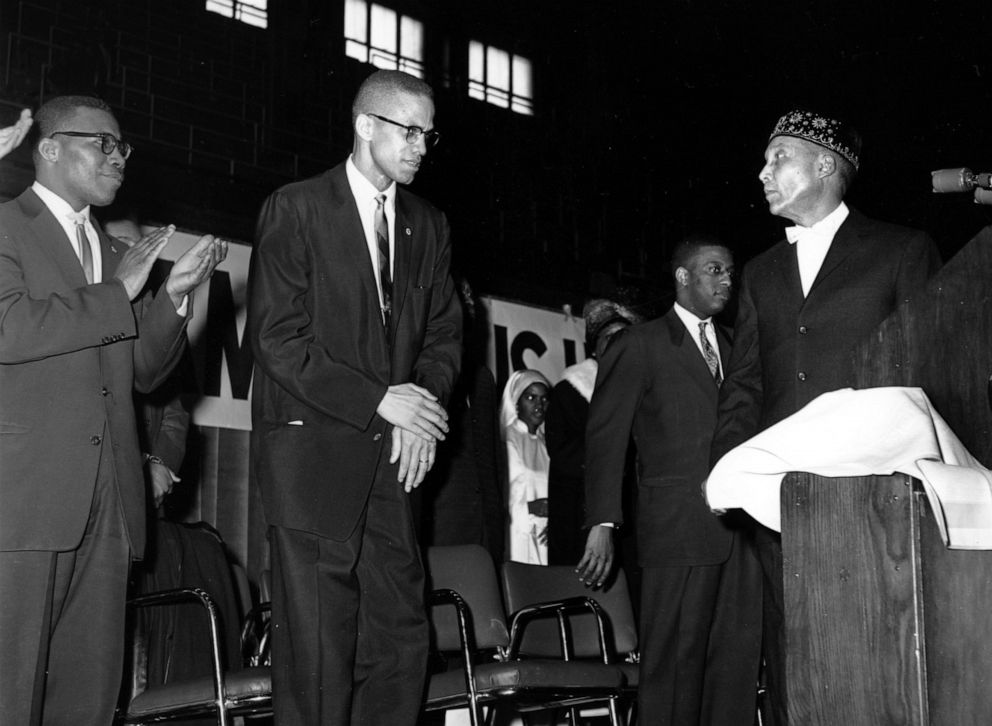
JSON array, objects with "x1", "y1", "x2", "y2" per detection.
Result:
[{"x1": 1, "y1": 0, "x2": 990, "y2": 316}]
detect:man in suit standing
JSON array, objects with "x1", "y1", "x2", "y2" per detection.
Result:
[
  {"x1": 248, "y1": 70, "x2": 461, "y2": 725},
  {"x1": 546, "y1": 298, "x2": 639, "y2": 567},
  {"x1": 0, "y1": 95, "x2": 227, "y2": 726},
  {"x1": 578, "y1": 236, "x2": 762, "y2": 726},
  {"x1": 709, "y1": 109, "x2": 942, "y2": 725}
]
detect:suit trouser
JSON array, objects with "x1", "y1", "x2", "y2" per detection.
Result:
[
  {"x1": 269, "y1": 452, "x2": 429, "y2": 726},
  {"x1": 0, "y1": 438, "x2": 131, "y2": 726},
  {"x1": 638, "y1": 529, "x2": 762, "y2": 726}
]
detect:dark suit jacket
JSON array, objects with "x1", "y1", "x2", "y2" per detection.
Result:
[
  {"x1": 0, "y1": 188, "x2": 188, "y2": 555},
  {"x1": 584, "y1": 308, "x2": 734, "y2": 567},
  {"x1": 546, "y1": 375, "x2": 591, "y2": 563},
  {"x1": 712, "y1": 207, "x2": 941, "y2": 462},
  {"x1": 248, "y1": 162, "x2": 462, "y2": 541}
]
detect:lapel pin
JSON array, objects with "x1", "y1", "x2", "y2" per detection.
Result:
[{"x1": 404, "y1": 227, "x2": 412, "y2": 236}]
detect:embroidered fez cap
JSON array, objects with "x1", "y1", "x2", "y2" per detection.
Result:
[{"x1": 770, "y1": 109, "x2": 862, "y2": 171}]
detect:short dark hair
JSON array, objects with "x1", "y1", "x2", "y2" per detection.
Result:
[
  {"x1": 34, "y1": 95, "x2": 113, "y2": 140},
  {"x1": 352, "y1": 70, "x2": 433, "y2": 124},
  {"x1": 670, "y1": 233, "x2": 731, "y2": 279},
  {"x1": 32, "y1": 96, "x2": 115, "y2": 161}
]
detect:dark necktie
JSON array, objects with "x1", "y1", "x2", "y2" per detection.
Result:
[
  {"x1": 699, "y1": 321, "x2": 722, "y2": 386},
  {"x1": 374, "y1": 194, "x2": 391, "y2": 329},
  {"x1": 74, "y1": 218, "x2": 94, "y2": 284}
]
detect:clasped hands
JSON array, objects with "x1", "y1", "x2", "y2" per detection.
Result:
[
  {"x1": 113, "y1": 225, "x2": 229, "y2": 306},
  {"x1": 376, "y1": 382, "x2": 449, "y2": 492}
]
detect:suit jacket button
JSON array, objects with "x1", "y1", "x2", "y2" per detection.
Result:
[
  {"x1": 797, "y1": 371, "x2": 807, "y2": 382},
  {"x1": 373, "y1": 433, "x2": 382, "y2": 441},
  {"x1": 101, "y1": 387, "x2": 109, "y2": 396},
  {"x1": 799, "y1": 325, "x2": 808, "y2": 334},
  {"x1": 90, "y1": 435, "x2": 102, "y2": 445}
]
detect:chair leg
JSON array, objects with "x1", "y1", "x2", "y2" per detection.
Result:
[{"x1": 607, "y1": 697, "x2": 622, "y2": 726}]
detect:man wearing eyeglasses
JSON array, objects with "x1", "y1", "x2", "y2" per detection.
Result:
[
  {"x1": 248, "y1": 70, "x2": 461, "y2": 725},
  {"x1": 0, "y1": 95, "x2": 227, "y2": 725}
]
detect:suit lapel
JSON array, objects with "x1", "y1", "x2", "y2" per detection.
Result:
[
  {"x1": 664, "y1": 310, "x2": 719, "y2": 400},
  {"x1": 716, "y1": 323, "x2": 732, "y2": 370},
  {"x1": 775, "y1": 240, "x2": 805, "y2": 305},
  {"x1": 807, "y1": 210, "x2": 862, "y2": 296},
  {"x1": 18, "y1": 189, "x2": 88, "y2": 287},
  {"x1": 93, "y1": 218, "x2": 123, "y2": 282},
  {"x1": 327, "y1": 167, "x2": 383, "y2": 332},
  {"x1": 390, "y1": 193, "x2": 413, "y2": 343}
]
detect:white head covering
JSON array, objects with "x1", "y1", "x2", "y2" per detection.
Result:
[{"x1": 500, "y1": 369, "x2": 551, "y2": 436}]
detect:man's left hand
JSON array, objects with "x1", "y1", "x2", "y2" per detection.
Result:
[
  {"x1": 576, "y1": 525, "x2": 614, "y2": 588},
  {"x1": 165, "y1": 234, "x2": 229, "y2": 308},
  {"x1": 390, "y1": 426, "x2": 436, "y2": 492}
]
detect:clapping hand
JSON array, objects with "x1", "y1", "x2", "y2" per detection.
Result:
[
  {"x1": 0, "y1": 109, "x2": 32, "y2": 160},
  {"x1": 165, "y1": 234, "x2": 229, "y2": 308}
]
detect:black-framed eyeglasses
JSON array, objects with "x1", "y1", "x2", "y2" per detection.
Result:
[
  {"x1": 367, "y1": 114, "x2": 440, "y2": 148},
  {"x1": 50, "y1": 131, "x2": 132, "y2": 159}
]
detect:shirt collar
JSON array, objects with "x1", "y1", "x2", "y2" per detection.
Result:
[
  {"x1": 32, "y1": 181, "x2": 91, "y2": 224},
  {"x1": 673, "y1": 301, "x2": 711, "y2": 329},
  {"x1": 345, "y1": 155, "x2": 396, "y2": 208},
  {"x1": 785, "y1": 201, "x2": 849, "y2": 244}
]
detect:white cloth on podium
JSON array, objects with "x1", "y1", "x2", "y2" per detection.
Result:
[{"x1": 706, "y1": 387, "x2": 992, "y2": 545}]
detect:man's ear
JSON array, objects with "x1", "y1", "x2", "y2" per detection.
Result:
[
  {"x1": 37, "y1": 137, "x2": 59, "y2": 163},
  {"x1": 675, "y1": 266, "x2": 689, "y2": 287},
  {"x1": 817, "y1": 152, "x2": 837, "y2": 179},
  {"x1": 355, "y1": 113, "x2": 374, "y2": 143}
]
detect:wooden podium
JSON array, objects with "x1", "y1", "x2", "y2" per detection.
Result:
[{"x1": 781, "y1": 226, "x2": 992, "y2": 725}]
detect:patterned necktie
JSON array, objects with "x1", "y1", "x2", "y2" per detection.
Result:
[
  {"x1": 374, "y1": 194, "x2": 392, "y2": 329},
  {"x1": 699, "y1": 321, "x2": 722, "y2": 386},
  {"x1": 74, "y1": 217, "x2": 94, "y2": 284}
]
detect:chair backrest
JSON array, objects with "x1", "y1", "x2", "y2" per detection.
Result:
[
  {"x1": 500, "y1": 562, "x2": 638, "y2": 660},
  {"x1": 426, "y1": 544, "x2": 510, "y2": 652}
]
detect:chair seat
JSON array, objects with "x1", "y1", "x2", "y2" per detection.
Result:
[
  {"x1": 426, "y1": 659, "x2": 625, "y2": 711},
  {"x1": 618, "y1": 662, "x2": 638, "y2": 687},
  {"x1": 126, "y1": 667, "x2": 271, "y2": 721}
]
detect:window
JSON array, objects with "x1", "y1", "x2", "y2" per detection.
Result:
[
  {"x1": 206, "y1": 0, "x2": 267, "y2": 28},
  {"x1": 344, "y1": 0, "x2": 425, "y2": 77},
  {"x1": 468, "y1": 41, "x2": 533, "y2": 115}
]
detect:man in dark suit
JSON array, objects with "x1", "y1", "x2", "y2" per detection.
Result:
[
  {"x1": 578, "y1": 236, "x2": 762, "y2": 726},
  {"x1": 546, "y1": 298, "x2": 638, "y2": 567},
  {"x1": 248, "y1": 70, "x2": 461, "y2": 725},
  {"x1": 0, "y1": 95, "x2": 227, "y2": 726},
  {"x1": 709, "y1": 109, "x2": 942, "y2": 725}
]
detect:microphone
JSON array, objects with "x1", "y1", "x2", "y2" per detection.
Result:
[{"x1": 931, "y1": 167, "x2": 992, "y2": 193}]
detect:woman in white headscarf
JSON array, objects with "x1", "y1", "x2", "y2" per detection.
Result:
[{"x1": 500, "y1": 369, "x2": 552, "y2": 564}]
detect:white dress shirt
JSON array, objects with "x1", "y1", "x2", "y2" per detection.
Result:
[
  {"x1": 785, "y1": 201, "x2": 849, "y2": 296},
  {"x1": 345, "y1": 156, "x2": 395, "y2": 312},
  {"x1": 673, "y1": 301, "x2": 723, "y2": 381},
  {"x1": 32, "y1": 181, "x2": 103, "y2": 283}
]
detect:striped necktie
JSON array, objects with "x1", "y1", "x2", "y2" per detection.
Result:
[
  {"x1": 374, "y1": 194, "x2": 392, "y2": 330},
  {"x1": 699, "y1": 321, "x2": 722, "y2": 386},
  {"x1": 72, "y1": 216, "x2": 94, "y2": 284}
]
